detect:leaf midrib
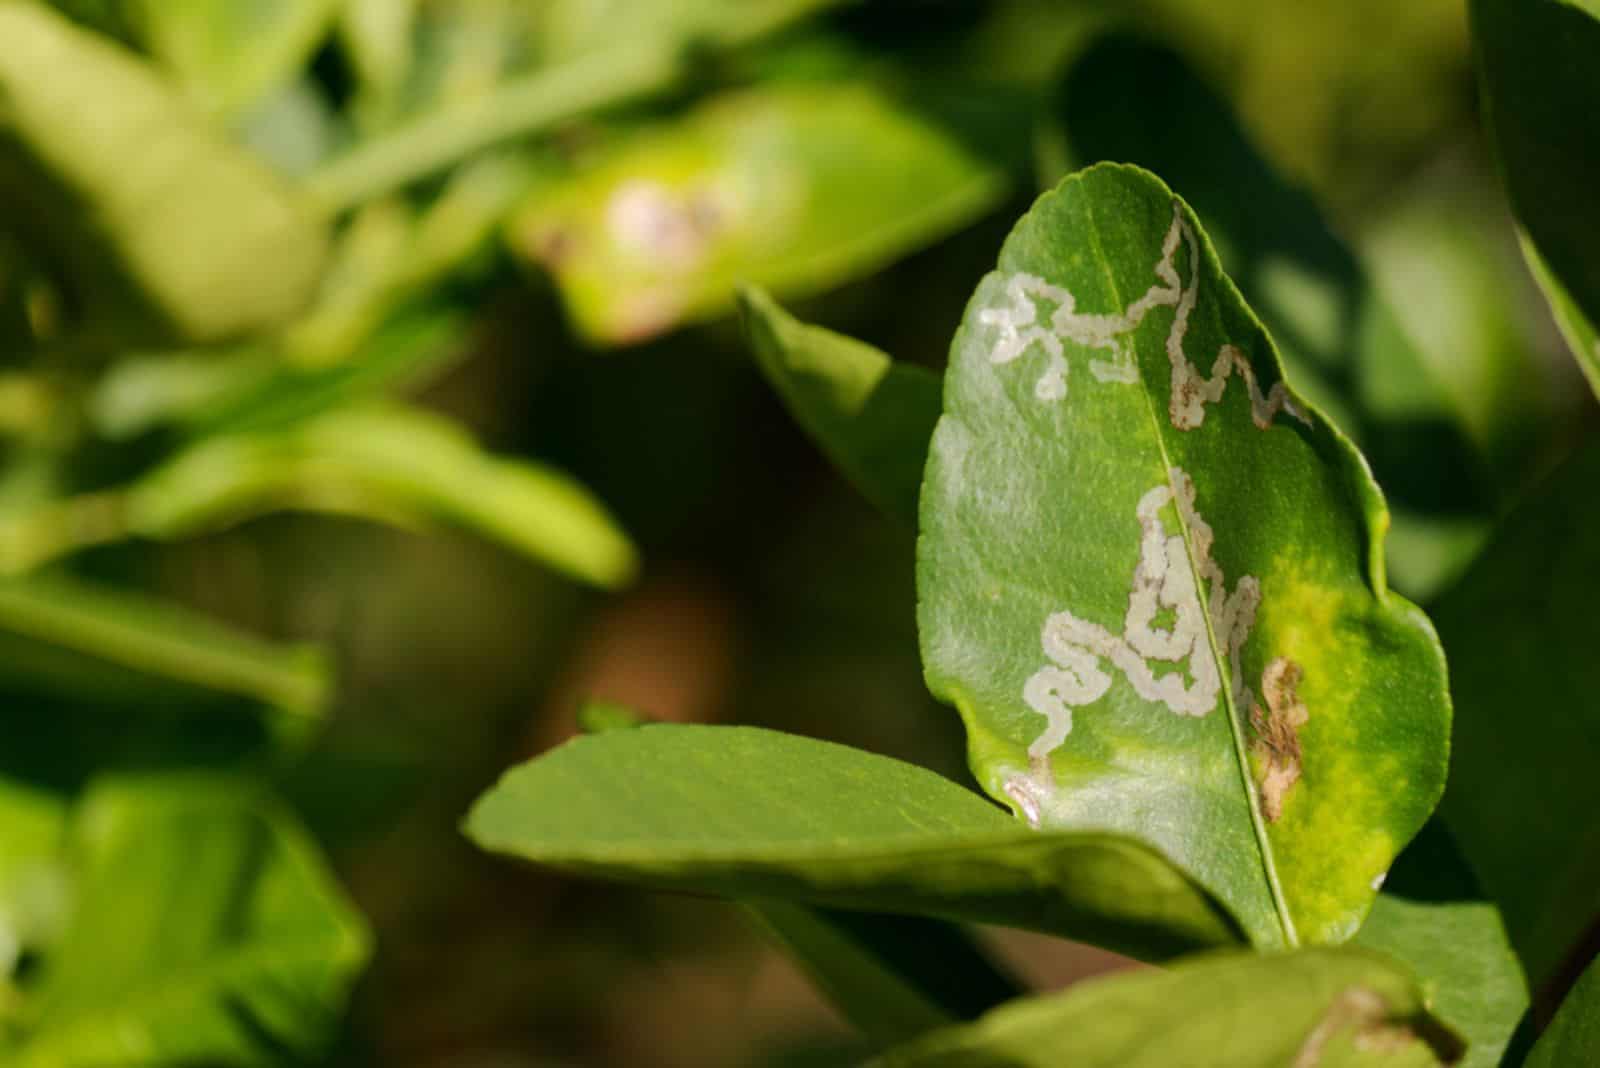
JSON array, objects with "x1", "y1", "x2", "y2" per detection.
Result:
[{"x1": 1078, "y1": 188, "x2": 1297, "y2": 947}]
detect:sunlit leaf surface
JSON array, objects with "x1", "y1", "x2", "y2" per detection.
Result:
[{"x1": 918, "y1": 165, "x2": 1449, "y2": 947}]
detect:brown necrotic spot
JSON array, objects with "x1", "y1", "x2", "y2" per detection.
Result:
[{"x1": 1250, "y1": 656, "x2": 1308, "y2": 823}]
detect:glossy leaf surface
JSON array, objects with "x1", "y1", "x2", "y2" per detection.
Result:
[
  {"x1": 509, "y1": 83, "x2": 1006, "y2": 345},
  {"x1": 1053, "y1": 34, "x2": 1502, "y2": 599},
  {"x1": 1436, "y1": 439, "x2": 1600, "y2": 988},
  {"x1": 466, "y1": 724, "x2": 1242, "y2": 962},
  {"x1": 0, "y1": 3, "x2": 327, "y2": 347},
  {"x1": 2, "y1": 775, "x2": 368, "y2": 1066},
  {"x1": 1471, "y1": 0, "x2": 1600, "y2": 394},
  {"x1": 917, "y1": 165, "x2": 1450, "y2": 947},
  {"x1": 739, "y1": 287, "x2": 942, "y2": 525},
  {"x1": 871, "y1": 947, "x2": 1461, "y2": 1067}
]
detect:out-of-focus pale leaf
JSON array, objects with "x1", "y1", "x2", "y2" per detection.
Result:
[
  {"x1": 0, "y1": 3, "x2": 328, "y2": 348},
  {"x1": 918, "y1": 164, "x2": 1449, "y2": 947},
  {"x1": 307, "y1": 0, "x2": 847, "y2": 208},
  {"x1": 739, "y1": 287, "x2": 942, "y2": 526},
  {"x1": 871, "y1": 947, "x2": 1462, "y2": 1067},
  {"x1": 1355, "y1": 822, "x2": 1529, "y2": 1068},
  {"x1": 286, "y1": 153, "x2": 544, "y2": 368},
  {"x1": 96, "y1": 308, "x2": 465, "y2": 441},
  {"x1": 509, "y1": 83, "x2": 1007, "y2": 345},
  {"x1": 1, "y1": 774, "x2": 369, "y2": 1066},
  {"x1": 123, "y1": 404, "x2": 638, "y2": 589},
  {"x1": 1471, "y1": 0, "x2": 1600, "y2": 395},
  {"x1": 0, "y1": 782, "x2": 68, "y2": 985},
  {"x1": 127, "y1": 0, "x2": 342, "y2": 120},
  {"x1": 1435, "y1": 439, "x2": 1600, "y2": 989},
  {"x1": 1053, "y1": 33, "x2": 1500, "y2": 600},
  {"x1": 339, "y1": 0, "x2": 420, "y2": 124},
  {"x1": 0, "y1": 572, "x2": 328, "y2": 720},
  {"x1": 1525, "y1": 952, "x2": 1600, "y2": 1068},
  {"x1": 466, "y1": 724, "x2": 1244, "y2": 962}
]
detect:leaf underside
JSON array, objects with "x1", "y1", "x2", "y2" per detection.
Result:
[
  {"x1": 1471, "y1": 0, "x2": 1600, "y2": 396},
  {"x1": 917, "y1": 164, "x2": 1450, "y2": 948}
]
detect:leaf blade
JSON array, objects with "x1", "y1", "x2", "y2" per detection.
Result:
[
  {"x1": 739, "y1": 287, "x2": 942, "y2": 526},
  {"x1": 917, "y1": 164, "x2": 1450, "y2": 947},
  {"x1": 1470, "y1": 0, "x2": 1600, "y2": 394},
  {"x1": 465, "y1": 724, "x2": 1242, "y2": 962},
  {"x1": 870, "y1": 947, "x2": 1462, "y2": 1068}
]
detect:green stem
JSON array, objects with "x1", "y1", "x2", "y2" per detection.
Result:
[{"x1": 303, "y1": 0, "x2": 849, "y2": 213}]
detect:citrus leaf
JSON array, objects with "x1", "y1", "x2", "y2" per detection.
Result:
[
  {"x1": 917, "y1": 164, "x2": 1450, "y2": 947},
  {"x1": 1470, "y1": 0, "x2": 1600, "y2": 395},
  {"x1": 1525, "y1": 952, "x2": 1600, "y2": 1068},
  {"x1": 128, "y1": 0, "x2": 342, "y2": 120},
  {"x1": 122, "y1": 404, "x2": 638, "y2": 590},
  {"x1": 568, "y1": 702, "x2": 1022, "y2": 1044},
  {"x1": 1354, "y1": 822, "x2": 1529, "y2": 1068},
  {"x1": 748, "y1": 902, "x2": 1020, "y2": 1047},
  {"x1": 0, "y1": 3, "x2": 328, "y2": 348},
  {"x1": 306, "y1": 0, "x2": 848, "y2": 208},
  {"x1": 91, "y1": 306, "x2": 467, "y2": 442},
  {"x1": 0, "y1": 571, "x2": 328, "y2": 721},
  {"x1": 1435, "y1": 439, "x2": 1600, "y2": 989},
  {"x1": 465, "y1": 724, "x2": 1243, "y2": 962},
  {"x1": 1052, "y1": 32, "x2": 1499, "y2": 600},
  {"x1": 509, "y1": 83, "x2": 1006, "y2": 345},
  {"x1": 869, "y1": 947, "x2": 1463, "y2": 1068},
  {"x1": 2, "y1": 774, "x2": 369, "y2": 1066},
  {"x1": 738, "y1": 287, "x2": 942, "y2": 526}
]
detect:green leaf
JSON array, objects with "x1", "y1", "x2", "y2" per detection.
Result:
[
  {"x1": 1470, "y1": 0, "x2": 1600, "y2": 395},
  {"x1": 0, "y1": 2, "x2": 328, "y2": 348},
  {"x1": 128, "y1": 0, "x2": 342, "y2": 120},
  {"x1": 2, "y1": 774, "x2": 369, "y2": 1065},
  {"x1": 1435, "y1": 439, "x2": 1600, "y2": 988},
  {"x1": 870, "y1": 947, "x2": 1463, "y2": 1067},
  {"x1": 510, "y1": 82, "x2": 1007, "y2": 345},
  {"x1": 1525, "y1": 952, "x2": 1600, "y2": 1068},
  {"x1": 738, "y1": 287, "x2": 942, "y2": 526},
  {"x1": 1355, "y1": 821, "x2": 1529, "y2": 1068},
  {"x1": 305, "y1": 0, "x2": 846, "y2": 210},
  {"x1": 748, "y1": 903, "x2": 1020, "y2": 1047},
  {"x1": 917, "y1": 164, "x2": 1450, "y2": 948},
  {"x1": 90, "y1": 306, "x2": 467, "y2": 442},
  {"x1": 0, "y1": 571, "x2": 328, "y2": 722},
  {"x1": 1052, "y1": 32, "x2": 1498, "y2": 600},
  {"x1": 122, "y1": 404, "x2": 639, "y2": 590},
  {"x1": 465, "y1": 724, "x2": 1243, "y2": 962},
  {"x1": 568, "y1": 699, "x2": 1023, "y2": 1041}
]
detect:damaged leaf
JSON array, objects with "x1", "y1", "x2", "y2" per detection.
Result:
[
  {"x1": 917, "y1": 164, "x2": 1451, "y2": 947},
  {"x1": 509, "y1": 82, "x2": 1006, "y2": 345},
  {"x1": 870, "y1": 947, "x2": 1462, "y2": 1067}
]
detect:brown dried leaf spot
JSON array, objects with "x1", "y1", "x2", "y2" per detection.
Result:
[{"x1": 1250, "y1": 656, "x2": 1308, "y2": 823}]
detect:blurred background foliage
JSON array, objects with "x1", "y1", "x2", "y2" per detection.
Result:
[{"x1": 0, "y1": 0, "x2": 1592, "y2": 1064}]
